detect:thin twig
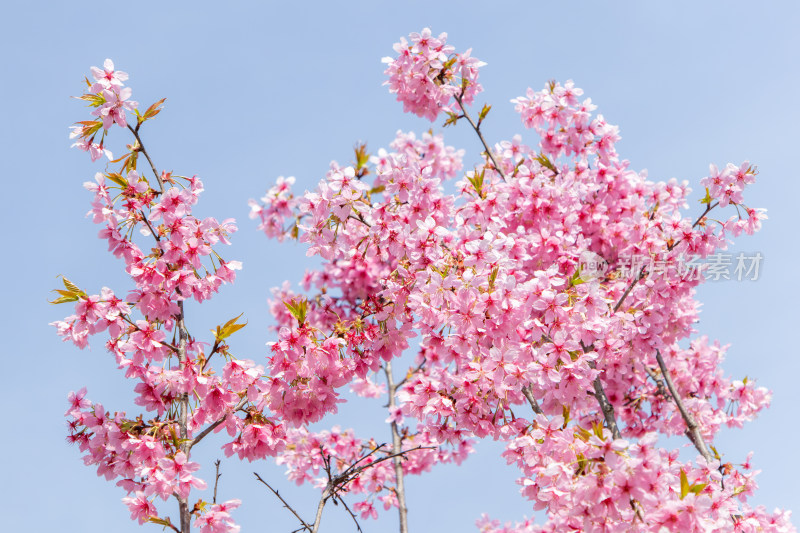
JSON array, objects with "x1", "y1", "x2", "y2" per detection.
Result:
[
  {"x1": 127, "y1": 124, "x2": 164, "y2": 192},
  {"x1": 454, "y1": 95, "x2": 507, "y2": 182},
  {"x1": 613, "y1": 266, "x2": 648, "y2": 313},
  {"x1": 140, "y1": 210, "x2": 162, "y2": 242},
  {"x1": 396, "y1": 357, "x2": 426, "y2": 389},
  {"x1": 254, "y1": 473, "x2": 312, "y2": 531},
  {"x1": 611, "y1": 201, "x2": 718, "y2": 315},
  {"x1": 188, "y1": 397, "x2": 247, "y2": 451},
  {"x1": 644, "y1": 366, "x2": 669, "y2": 398},
  {"x1": 654, "y1": 351, "x2": 713, "y2": 463},
  {"x1": 334, "y1": 495, "x2": 364, "y2": 533},
  {"x1": 161, "y1": 517, "x2": 181, "y2": 533},
  {"x1": 336, "y1": 445, "x2": 431, "y2": 484},
  {"x1": 337, "y1": 443, "x2": 389, "y2": 477},
  {"x1": 213, "y1": 460, "x2": 221, "y2": 504}
]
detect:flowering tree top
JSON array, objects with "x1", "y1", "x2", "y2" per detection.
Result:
[{"x1": 54, "y1": 28, "x2": 793, "y2": 533}]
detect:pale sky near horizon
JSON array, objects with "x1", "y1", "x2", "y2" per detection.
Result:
[{"x1": 2, "y1": 1, "x2": 798, "y2": 531}]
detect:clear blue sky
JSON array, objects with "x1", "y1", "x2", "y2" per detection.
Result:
[{"x1": 2, "y1": 1, "x2": 798, "y2": 531}]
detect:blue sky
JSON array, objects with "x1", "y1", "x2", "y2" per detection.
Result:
[{"x1": 2, "y1": 1, "x2": 798, "y2": 531}]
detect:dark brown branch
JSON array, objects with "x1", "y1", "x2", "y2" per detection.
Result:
[
  {"x1": 213, "y1": 460, "x2": 221, "y2": 504},
  {"x1": 188, "y1": 398, "x2": 247, "y2": 451},
  {"x1": 645, "y1": 366, "x2": 669, "y2": 399},
  {"x1": 613, "y1": 266, "x2": 648, "y2": 313},
  {"x1": 254, "y1": 473, "x2": 312, "y2": 531},
  {"x1": 337, "y1": 442, "x2": 388, "y2": 476},
  {"x1": 590, "y1": 362, "x2": 622, "y2": 440},
  {"x1": 140, "y1": 210, "x2": 162, "y2": 243},
  {"x1": 521, "y1": 385, "x2": 543, "y2": 415},
  {"x1": 336, "y1": 445, "x2": 431, "y2": 484},
  {"x1": 334, "y1": 495, "x2": 364, "y2": 533},
  {"x1": 654, "y1": 350, "x2": 713, "y2": 463}
]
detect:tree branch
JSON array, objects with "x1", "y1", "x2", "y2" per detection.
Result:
[
  {"x1": 384, "y1": 361, "x2": 409, "y2": 533},
  {"x1": 127, "y1": 124, "x2": 164, "y2": 192},
  {"x1": 254, "y1": 473, "x2": 312, "y2": 532},
  {"x1": 213, "y1": 460, "x2": 221, "y2": 505},
  {"x1": 175, "y1": 300, "x2": 191, "y2": 533},
  {"x1": 334, "y1": 495, "x2": 364, "y2": 533},
  {"x1": 188, "y1": 397, "x2": 247, "y2": 451},
  {"x1": 521, "y1": 385, "x2": 543, "y2": 415},
  {"x1": 590, "y1": 363, "x2": 622, "y2": 440},
  {"x1": 654, "y1": 350, "x2": 713, "y2": 463},
  {"x1": 311, "y1": 486, "x2": 330, "y2": 533}
]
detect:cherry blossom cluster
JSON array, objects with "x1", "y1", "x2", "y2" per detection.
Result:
[
  {"x1": 56, "y1": 60, "x2": 270, "y2": 532},
  {"x1": 383, "y1": 28, "x2": 485, "y2": 121},
  {"x1": 247, "y1": 30, "x2": 794, "y2": 531},
  {"x1": 69, "y1": 59, "x2": 137, "y2": 161}
]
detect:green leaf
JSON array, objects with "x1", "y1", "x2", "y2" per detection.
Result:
[
  {"x1": 443, "y1": 111, "x2": 460, "y2": 128},
  {"x1": 283, "y1": 298, "x2": 308, "y2": 327},
  {"x1": 679, "y1": 468, "x2": 690, "y2": 499},
  {"x1": 466, "y1": 168, "x2": 485, "y2": 197},
  {"x1": 354, "y1": 143, "x2": 370, "y2": 170},
  {"x1": 477, "y1": 103, "x2": 491, "y2": 126},
  {"x1": 488, "y1": 267, "x2": 498, "y2": 290},
  {"x1": 50, "y1": 295, "x2": 80, "y2": 305},
  {"x1": 141, "y1": 98, "x2": 166, "y2": 122},
  {"x1": 148, "y1": 516, "x2": 176, "y2": 530},
  {"x1": 212, "y1": 313, "x2": 247, "y2": 341},
  {"x1": 689, "y1": 482, "x2": 707, "y2": 495},
  {"x1": 106, "y1": 172, "x2": 129, "y2": 188},
  {"x1": 50, "y1": 276, "x2": 86, "y2": 304},
  {"x1": 61, "y1": 276, "x2": 81, "y2": 293},
  {"x1": 700, "y1": 187, "x2": 712, "y2": 205},
  {"x1": 709, "y1": 445, "x2": 721, "y2": 461},
  {"x1": 535, "y1": 153, "x2": 557, "y2": 174}
]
